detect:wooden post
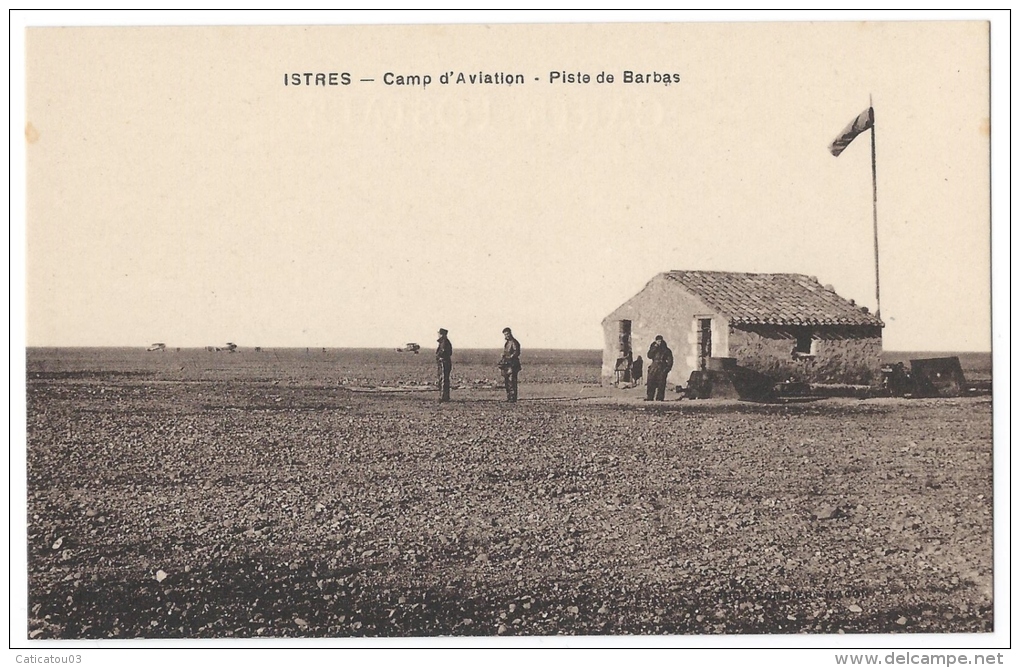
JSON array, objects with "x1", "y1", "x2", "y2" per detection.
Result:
[{"x1": 870, "y1": 98, "x2": 881, "y2": 320}]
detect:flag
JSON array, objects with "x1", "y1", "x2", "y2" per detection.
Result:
[{"x1": 828, "y1": 107, "x2": 874, "y2": 156}]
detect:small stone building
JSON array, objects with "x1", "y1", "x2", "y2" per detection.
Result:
[{"x1": 602, "y1": 270, "x2": 884, "y2": 387}]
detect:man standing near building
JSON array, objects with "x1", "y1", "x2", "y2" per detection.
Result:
[
  {"x1": 436, "y1": 328, "x2": 453, "y2": 403},
  {"x1": 498, "y1": 327, "x2": 521, "y2": 402},
  {"x1": 645, "y1": 335, "x2": 673, "y2": 401}
]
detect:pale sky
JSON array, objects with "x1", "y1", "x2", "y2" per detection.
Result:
[{"x1": 21, "y1": 15, "x2": 997, "y2": 351}]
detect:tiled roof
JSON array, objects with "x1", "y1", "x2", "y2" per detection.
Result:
[{"x1": 664, "y1": 270, "x2": 883, "y2": 327}]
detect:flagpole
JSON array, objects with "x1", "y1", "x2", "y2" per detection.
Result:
[{"x1": 870, "y1": 97, "x2": 881, "y2": 320}]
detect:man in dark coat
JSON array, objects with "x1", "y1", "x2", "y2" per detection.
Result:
[
  {"x1": 645, "y1": 335, "x2": 673, "y2": 401},
  {"x1": 498, "y1": 327, "x2": 521, "y2": 402},
  {"x1": 436, "y1": 328, "x2": 453, "y2": 402}
]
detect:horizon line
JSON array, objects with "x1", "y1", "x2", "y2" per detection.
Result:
[{"x1": 24, "y1": 345, "x2": 994, "y2": 354}]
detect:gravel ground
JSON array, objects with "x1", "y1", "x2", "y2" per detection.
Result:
[{"x1": 25, "y1": 352, "x2": 994, "y2": 638}]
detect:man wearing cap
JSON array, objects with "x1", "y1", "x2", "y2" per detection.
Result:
[
  {"x1": 436, "y1": 328, "x2": 453, "y2": 403},
  {"x1": 645, "y1": 335, "x2": 673, "y2": 401},
  {"x1": 498, "y1": 327, "x2": 521, "y2": 402}
]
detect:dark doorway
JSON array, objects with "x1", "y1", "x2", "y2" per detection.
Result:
[
  {"x1": 616, "y1": 320, "x2": 633, "y2": 384},
  {"x1": 698, "y1": 318, "x2": 712, "y2": 370},
  {"x1": 618, "y1": 320, "x2": 632, "y2": 357}
]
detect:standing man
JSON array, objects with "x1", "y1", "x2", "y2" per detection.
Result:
[
  {"x1": 498, "y1": 327, "x2": 521, "y2": 402},
  {"x1": 436, "y1": 328, "x2": 453, "y2": 403},
  {"x1": 645, "y1": 335, "x2": 673, "y2": 401}
]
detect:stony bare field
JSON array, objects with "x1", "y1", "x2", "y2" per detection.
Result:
[{"x1": 25, "y1": 348, "x2": 994, "y2": 638}]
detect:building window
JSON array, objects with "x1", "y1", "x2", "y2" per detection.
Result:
[{"x1": 793, "y1": 330, "x2": 816, "y2": 358}]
